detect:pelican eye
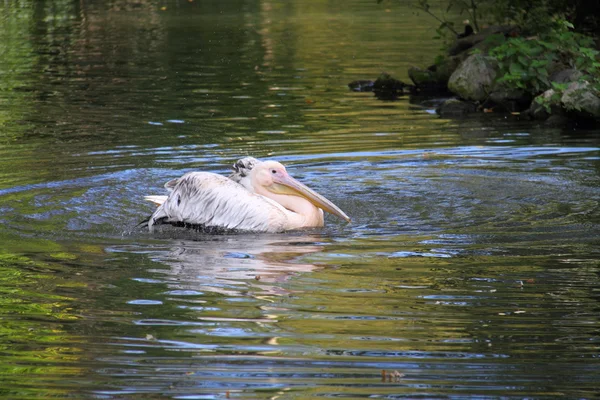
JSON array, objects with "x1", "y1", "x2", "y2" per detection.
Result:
[{"x1": 271, "y1": 169, "x2": 277, "y2": 174}]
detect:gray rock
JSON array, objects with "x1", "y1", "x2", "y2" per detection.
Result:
[
  {"x1": 561, "y1": 81, "x2": 600, "y2": 118},
  {"x1": 429, "y1": 56, "x2": 462, "y2": 83},
  {"x1": 489, "y1": 86, "x2": 532, "y2": 112},
  {"x1": 448, "y1": 54, "x2": 498, "y2": 102},
  {"x1": 436, "y1": 98, "x2": 478, "y2": 117},
  {"x1": 550, "y1": 68, "x2": 583, "y2": 84},
  {"x1": 544, "y1": 114, "x2": 570, "y2": 127},
  {"x1": 408, "y1": 66, "x2": 444, "y2": 92},
  {"x1": 408, "y1": 66, "x2": 433, "y2": 85},
  {"x1": 528, "y1": 89, "x2": 560, "y2": 120},
  {"x1": 408, "y1": 56, "x2": 463, "y2": 92},
  {"x1": 372, "y1": 73, "x2": 409, "y2": 100}
]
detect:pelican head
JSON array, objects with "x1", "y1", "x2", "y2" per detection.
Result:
[{"x1": 250, "y1": 160, "x2": 351, "y2": 223}]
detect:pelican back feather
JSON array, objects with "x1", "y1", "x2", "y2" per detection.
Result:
[
  {"x1": 148, "y1": 171, "x2": 287, "y2": 233},
  {"x1": 228, "y1": 157, "x2": 260, "y2": 191}
]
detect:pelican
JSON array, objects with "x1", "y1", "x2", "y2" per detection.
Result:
[{"x1": 144, "y1": 157, "x2": 350, "y2": 233}]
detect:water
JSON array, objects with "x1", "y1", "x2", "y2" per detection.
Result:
[{"x1": 1, "y1": 1, "x2": 599, "y2": 398}]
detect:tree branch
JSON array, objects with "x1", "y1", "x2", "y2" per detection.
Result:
[{"x1": 411, "y1": 1, "x2": 460, "y2": 35}]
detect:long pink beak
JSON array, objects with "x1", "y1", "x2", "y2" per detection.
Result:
[{"x1": 272, "y1": 174, "x2": 351, "y2": 222}]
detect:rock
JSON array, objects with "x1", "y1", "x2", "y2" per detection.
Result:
[
  {"x1": 436, "y1": 98, "x2": 478, "y2": 117},
  {"x1": 550, "y1": 68, "x2": 583, "y2": 84},
  {"x1": 528, "y1": 89, "x2": 560, "y2": 120},
  {"x1": 488, "y1": 86, "x2": 532, "y2": 112},
  {"x1": 373, "y1": 73, "x2": 405, "y2": 92},
  {"x1": 408, "y1": 66, "x2": 449, "y2": 92},
  {"x1": 427, "y1": 56, "x2": 462, "y2": 84},
  {"x1": 561, "y1": 81, "x2": 600, "y2": 118},
  {"x1": 409, "y1": 67, "x2": 435, "y2": 88},
  {"x1": 416, "y1": 96, "x2": 450, "y2": 109},
  {"x1": 448, "y1": 54, "x2": 498, "y2": 102},
  {"x1": 528, "y1": 80, "x2": 600, "y2": 121},
  {"x1": 348, "y1": 74, "x2": 416, "y2": 99},
  {"x1": 372, "y1": 73, "x2": 411, "y2": 100},
  {"x1": 544, "y1": 114, "x2": 570, "y2": 126},
  {"x1": 348, "y1": 80, "x2": 374, "y2": 92},
  {"x1": 525, "y1": 89, "x2": 565, "y2": 121},
  {"x1": 407, "y1": 56, "x2": 462, "y2": 94}
]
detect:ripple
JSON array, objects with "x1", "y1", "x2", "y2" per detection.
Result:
[
  {"x1": 0, "y1": 2, "x2": 599, "y2": 399},
  {"x1": 127, "y1": 299, "x2": 163, "y2": 305}
]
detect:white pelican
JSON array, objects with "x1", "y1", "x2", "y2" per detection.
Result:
[{"x1": 144, "y1": 157, "x2": 350, "y2": 233}]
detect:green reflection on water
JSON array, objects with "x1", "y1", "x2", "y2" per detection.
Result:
[
  {"x1": 0, "y1": 0, "x2": 598, "y2": 399},
  {"x1": 0, "y1": 246, "x2": 82, "y2": 398}
]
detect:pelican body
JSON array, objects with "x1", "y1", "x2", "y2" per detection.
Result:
[{"x1": 145, "y1": 157, "x2": 350, "y2": 233}]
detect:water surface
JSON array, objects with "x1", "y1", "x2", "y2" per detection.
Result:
[{"x1": 0, "y1": 1, "x2": 599, "y2": 399}]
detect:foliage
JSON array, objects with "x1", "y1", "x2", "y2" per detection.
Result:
[
  {"x1": 534, "y1": 82, "x2": 566, "y2": 112},
  {"x1": 488, "y1": 36, "x2": 553, "y2": 93},
  {"x1": 378, "y1": 0, "x2": 600, "y2": 37},
  {"x1": 377, "y1": 0, "x2": 489, "y2": 37},
  {"x1": 414, "y1": 0, "x2": 483, "y2": 34},
  {"x1": 480, "y1": 0, "x2": 558, "y2": 33},
  {"x1": 485, "y1": 19, "x2": 600, "y2": 113},
  {"x1": 378, "y1": 0, "x2": 600, "y2": 116},
  {"x1": 488, "y1": 23, "x2": 600, "y2": 96}
]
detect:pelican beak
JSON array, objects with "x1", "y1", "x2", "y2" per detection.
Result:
[{"x1": 270, "y1": 174, "x2": 351, "y2": 222}]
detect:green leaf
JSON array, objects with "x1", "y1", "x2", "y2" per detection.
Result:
[
  {"x1": 540, "y1": 41, "x2": 557, "y2": 50},
  {"x1": 509, "y1": 63, "x2": 526, "y2": 76},
  {"x1": 551, "y1": 82, "x2": 568, "y2": 91},
  {"x1": 528, "y1": 47, "x2": 544, "y2": 57},
  {"x1": 535, "y1": 67, "x2": 549, "y2": 77},
  {"x1": 530, "y1": 59, "x2": 547, "y2": 68}
]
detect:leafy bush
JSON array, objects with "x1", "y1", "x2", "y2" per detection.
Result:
[
  {"x1": 488, "y1": 22, "x2": 600, "y2": 96},
  {"x1": 379, "y1": 0, "x2": 600, "y2": 38}
]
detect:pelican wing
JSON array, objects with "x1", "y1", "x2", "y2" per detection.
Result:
[{"x1": 147, "y1": 172, "x2": 288, "y2": 233}]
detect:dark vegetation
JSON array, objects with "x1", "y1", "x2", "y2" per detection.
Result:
[{"x1": 364, "y1": 0, "x2": 600, "y2": 123}]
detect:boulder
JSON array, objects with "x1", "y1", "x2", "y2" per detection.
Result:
[
  {"x1": 373, "y1": 73, "x2": 404, "y2": 89},
  {"x1": 372, "y1": 73, "x2": 408, "y2": 100},
  {"x1": 436, "y1": 98, "x2": 478, "y2": 117},
  {"x1": 427, "y1": 56, "x2": 462, "y2": 83},
  {"x1": 544, "y1": 114, "x2": 570, "y2": 127},
  {"x1": 348, "y1": 80, "x2": 374, "y2": 92},
  {"x1": 348, "y1": 73, "x2": 416, "y2": 99},
  {"x1": 550, "y1": 68, "x2": 583, "y2": 84},
  {"x1": 408, "y1": 66, "x2": 444, "y2": 92},
  {"x1": 408, "y1": 56, "x2": 462, "y2": 93},
  {"x1": 448, "y1": 54, "x2": 498, "y2": 102},
  {"x1": 561, "y1": 81, "x2": 600, "y2": 118},
  {"x1": 488, "y1": 86, "x2": 532, "y2": 112},
  {"x1": 528, "y1": 89, "x2": 560, "y2": 120}
]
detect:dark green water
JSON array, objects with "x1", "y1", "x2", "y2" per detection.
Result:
[{"x1": 0, "y1": 1, "x2": 599, "y2": 398}]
